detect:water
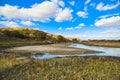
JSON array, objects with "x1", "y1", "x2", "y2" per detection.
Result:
[
  {"x1": 33, "y1": 43, "x2": 120, "y2": 59},
  {"x1": 70, "y1": 44, "x2": 120, "y2": 57}
]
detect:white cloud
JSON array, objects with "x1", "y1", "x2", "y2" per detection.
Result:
[
  {"x1": 58, "y1": 27, "x2": 62, "y2": 30},
  {"x1": 62, "y1": 28, "x2": 120, "y2": 40},
  {"x1": 79, "y1": 34, "x2": 120, "y2": 40},
  {"x1": 51, "y1": 0, "x2": 58, "y2": 3},
  {"x1": 85, "y1": 0, "x2": 91, "y2": 5},
  {"x1": 77, "y1": 11, "x2": 88, "y2": 18},
  {"x1": 75, "y1": 23, "x2": 85, "y2": 28},
  {"x1": 99, "y1": 13, "x2": 119, "y2": 19},
  {"x1": 65, "y1": 27, "x2": 74, "y2": 30},
  {"x1": 58, "y1": 1, "x2": 65, "y2": 7},
  {"x1": 0, "y1": 21, "x2": 20, "y2": 28},
  {"x1": 95, "y1": 16, "x2": 120, "y2": 27},
  {"x1": 69, "y1": 1, "x2": 75, "y2": 6},
  {"x1": 0, "y1": 0, "x2": 72, "y2": 22},
  {"x1": 33, "y1": 28, "x2": 40, "y2": 30},
  {"x1": 73, "y1": 29, "x2": 120, "y2": 40},
  {"x1": 100, "y1": 29, "x2": 120, "y2": 40},
  {"x1": 84, "y1": 6, "x2": 87, "y2": 11},
  {"x1": 101, "y1": 29, "x2": 120, "y2": 34},
  {"x1": 51, "y1": 0, "x2": 65, "y2": 7},
  {"x1": 55, "y1": 8, "x2": 73, "y2": 22},
  {"x1": 21, "y1": 21, "x2": 35, "y2": 26},
  {"x1": 79, "y1": 23, "x2": 85, "y2": 27},
  {"x1": 0, "y1": 5, "x2": 20, "y2": 19},
  {"x1": 0, "y1": 2, "x2": 58, "y2": 22},
  {"x1": 96, "y1": 1, "x2": 120, "y2": 11}
]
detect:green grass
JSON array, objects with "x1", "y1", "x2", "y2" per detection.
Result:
[{"x1": 0, "y1": 54, "x2": 120, "y2": 80}]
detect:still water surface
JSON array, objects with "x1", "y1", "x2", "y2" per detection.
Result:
[{"x1": 33, "y1": 44, "x2": 120, "y2": 59}]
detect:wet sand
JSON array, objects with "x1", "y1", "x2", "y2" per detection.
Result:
[{"x1": 5, "y1": 43, "x2": 101, "y2": 54}]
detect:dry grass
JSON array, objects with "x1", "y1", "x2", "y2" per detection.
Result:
[
  {"x1": 80, "y1": 40, "x2": 120, "y2": 48},
  {"x1": 0, "y1": 54, "x2": 120, "y2": 80}
]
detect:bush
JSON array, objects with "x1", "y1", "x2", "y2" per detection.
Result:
[{"x1": 57, "y1": 35, "x2": 65, "y2": 42}]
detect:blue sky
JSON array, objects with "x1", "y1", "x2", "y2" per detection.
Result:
[{"x1": 0, "y1": 0, "x2": 120, "y2": 40}]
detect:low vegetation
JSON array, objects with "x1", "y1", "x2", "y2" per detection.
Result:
[
  {"x1": 0, "y1": 28, "x2": 120, "y2": 80},
  {"x1": 0, "y1": 28, "x2": 79, "y2": 52},
  {"x1": 80, "y1": 40, "x2": 120, "y2": 48},
  {"x1": 0, "y1": 54, "x2": 120, "y2": 80},
  {"x1": 0, "y1": 28, "x2": 79, "y2": 42}
]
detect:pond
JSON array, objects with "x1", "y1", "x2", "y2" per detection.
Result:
[{"x1": 33, "y1": 43, "x2": 120, "y2": 59}]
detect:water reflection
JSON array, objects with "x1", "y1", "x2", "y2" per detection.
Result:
[
  {"x1": 33, "y1": 53, "x2": 70, "y2": 59},
  {"x1": 70, "y1": 44, "x2": 120, "y2": 57},
  {"x1": 33, "y1": 43, "x2": 120, "y2": 59}
]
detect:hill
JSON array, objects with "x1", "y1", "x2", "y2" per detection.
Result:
[
  {"x1": 0, "y1": 28, "x2": 80, "y2": 52},
  {"x1": 0, "y1": 28, "x2": 80, "y2": 49},
  {"x1": 0, "y1": 28, "x2": 80, "y2": 42}
]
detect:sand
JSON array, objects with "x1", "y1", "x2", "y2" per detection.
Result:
[{"x1": 5, "y1": 43, "x2": 100, "y2": 54}]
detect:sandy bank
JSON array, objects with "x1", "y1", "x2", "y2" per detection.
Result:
[{"x1": 5, "y1": 43, "x2": 100, "y2": 54}]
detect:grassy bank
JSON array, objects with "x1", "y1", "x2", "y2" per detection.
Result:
[
  {"x1": 80, "y1": 40, "x2": 120, "y2": 48},
  {"x1": 0, "y1": 53, "x2": 120, "y2": 80},
  {"x1": 0, "y1": 37, "x2": 54, "y2": 52}
]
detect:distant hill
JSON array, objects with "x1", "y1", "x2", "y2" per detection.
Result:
[{"x1": 0, "y1": 28, "x2": 80, "y2": 43}]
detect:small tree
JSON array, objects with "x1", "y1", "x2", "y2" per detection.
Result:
[
  {"x1": 2, "y1": 30, "x2": 11, "y2": 37},
  {"x1": 57, "y1": 35, "x2": 65, "y2": 42},
  {"x1": 72, "y1": 38, "x2": 79, "y2": 42},
  {"x1": 35, "y1": 31, "x2": 47, "y2": 40},
  {"x1": 10, "y1": 31, "x2": 25, "y2": 38}
]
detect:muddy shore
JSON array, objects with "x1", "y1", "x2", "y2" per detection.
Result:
[{"x1": 5, "y1": 43, "x2": 101, "y2": 54}]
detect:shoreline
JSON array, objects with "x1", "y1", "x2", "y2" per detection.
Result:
[
  {"x1": 5, "y1": 43, "x2": 101, "y2": 54},
  {"x1": 80, "y1": 41, "x2": 120, "y2": 48}
]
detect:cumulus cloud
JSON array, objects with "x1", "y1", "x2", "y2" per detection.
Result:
[
  {"x1": 95, "y1": 16, "x2": 120, "y2": 27},
  {"x1": 75, "y1": 23, "x2": 85, "y2": 28},
  {"x1": 96, "y1": 1, "x2": 120, "y2": 11},
  {"x1": 85, "y1": 0, "x2": 91, "y2": 5},
  {"x1": 55, "y1": 8, "x2": 73, "y2": 22},
  {"x1": 69, "y1": 1, "x2": 75, "y2": 6},
  {"x1": 65, "y1": 27, "x2": 74, "y2": 30},
  {"x1": 77, "y1": 11, "x2": 88, "y2": 18},
  {"x1": 0, "y1": 21, "x2": 20, "y2": 28},
  {"x1": 51, "y1": 0, "x2": 65, "y2": 7},
  {"x1": 0, "y1": 0, "x2": 72, "y2": 22},
  {"x1": 0, "y1": 2, "x2": 58, "y2": 22},
  {"x1": 21, "y1": 21, "x2": 35, "y2": 26}
]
